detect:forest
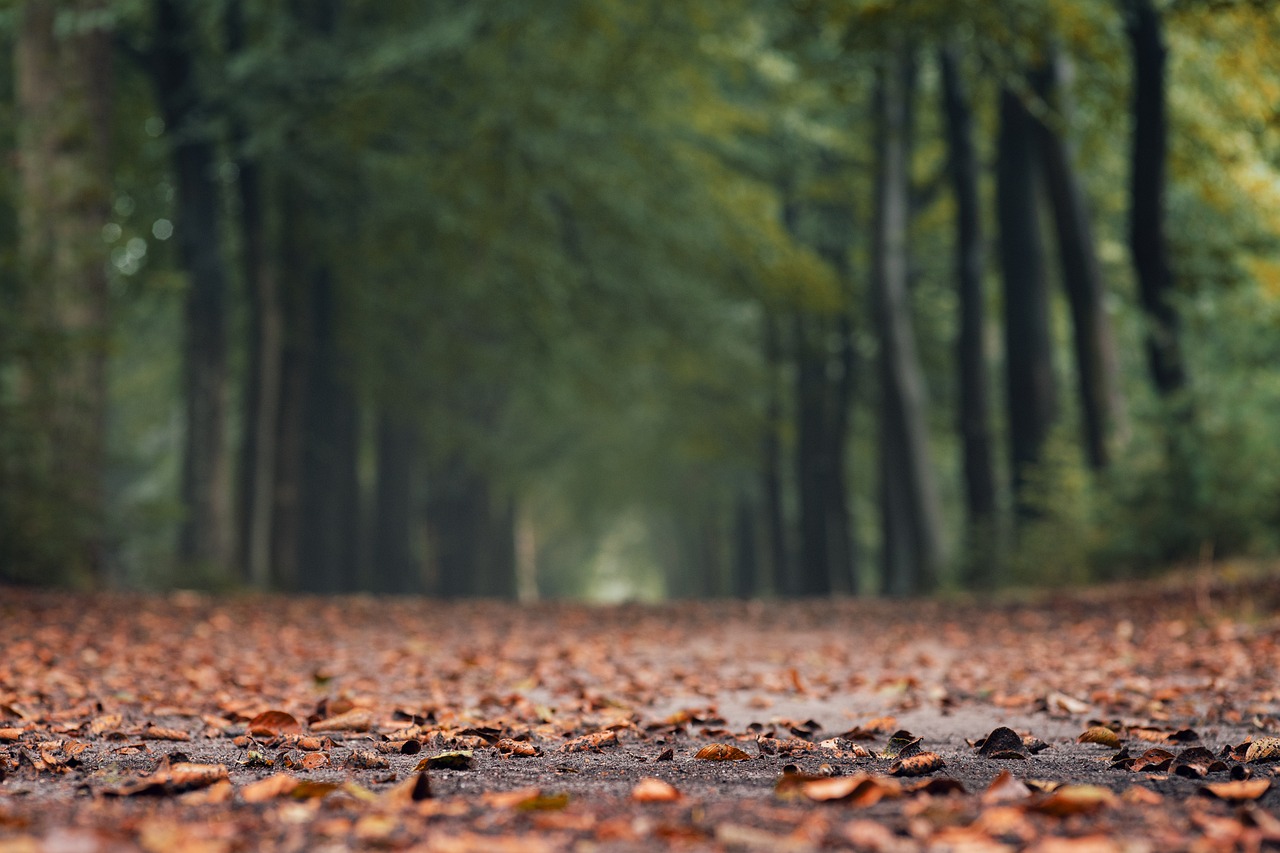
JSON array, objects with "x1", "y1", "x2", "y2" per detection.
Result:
[{"x1": 2, "y1": 0, "x2": 1278, "y2": 600}]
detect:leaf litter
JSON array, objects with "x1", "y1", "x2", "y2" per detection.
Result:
[{"x1": 2, "y1": 572, "x2": 1280, "y2": 849}]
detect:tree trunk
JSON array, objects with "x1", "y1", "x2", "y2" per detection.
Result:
[
  {"x1": 1124, "y1": 0, "x2": 1187, "y2": 397},
  {"x1": 229, "y1": 0, "x2": 283, "y2": 589},
  {"x1": 13, "y1": 0, "x2": 113, "y2": 582},
  {"x1": 761, "y1": 313, "x2": 790, "y2": 597},
  {"x1": 151, "y1": 0, "x2": 234, "y2": 575},
  {"x1": 372, "y1": 414, "x2": 416, "y2": 594},
  {"x1": 873, "y1": 49, "x2": 944, "y2": 596},
  {"x1": 297, "y1": 268, "x2": 361, "y2": 593},
  {"x1": 792, "y1": 310, "x2": 833, "y2": 597},
  {"x1": 730, "y1": 494, "x2": 759, "y2": 599},
  {"x1": 1033, "y1": 48, "x2": 1126, "y2": 470},
  {"x1": 940, "y1": 45, "x2": 999, "y2": 586},
  {"x1": 998, "y1": 85, "x2": 1057, "y2": 517}
]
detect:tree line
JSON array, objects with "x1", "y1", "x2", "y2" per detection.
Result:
[{"x1": 2, "y1": 0, "x2": 1277, "y2": 597}]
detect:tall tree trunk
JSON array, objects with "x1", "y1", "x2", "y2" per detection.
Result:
[
  {"x1": 297, "y1": 268, "x2": 361, "y2": 593},
  {"x1": 873, "y1": 49, "x2": 944, "y2": 596},
  {"x1": 940, "y1": 45, "x2": 999, "y2": 586},
  {"x1": 13, "y1": 0, "x2": 113, "y2": 582},
  {"x1": 730, "y1": 494, "x2": 759, "y2": 599},
  {"x1": 1124, "y1": 0, "x2": 1187, "y2": 397},
  {"x1": 1033, "y1": 47, "x2": 1127, "y2": 470},
  {"x1": 792, "y1": 310, "x2": 833, "y2": 597},
  {"x1": 152, "y1": 0, "x2": 233, "y2": 574},
  {"x1": 372, "y1": 414, "x2": 416, "y2": 594},
  {"x1": 998, "y1": 85, "x2": 1057, "y2": 517},
  {"x1": 761, "y1": 313, "x2": 791, "y2": 596},
  {"x1": 229, "y1": 0, "x2": 283, "y2": 589}
]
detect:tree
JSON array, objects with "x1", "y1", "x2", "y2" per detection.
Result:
[
  {"x1": 1123, "y1": 0, "x2": 1187, "y2": 399},
  {"x1": 997, "y1": 82, "x2": 1057, "y2": 518},
  {"x1": 872, "y1": 48, "x2": 944, "y2": 595},
  {"x1": 146, "y1": 0, "x2": 234, "y2": 574},
  {"x1": 1032, "y1": 45, "x2": 1126, "y2": 470},
  {"x1": 11, "y1": 0, "x2": 114, "y2": 582},
  {"x1": 939, "y1": 43, "x2": 999, "y2": 585}
]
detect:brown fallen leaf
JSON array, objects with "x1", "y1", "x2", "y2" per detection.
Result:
[
  {"x1": 298, "y1": 752, "x2": 328, "y2": 770},
  {"x1": 982, "y1": 769, "x2": 1033, "y2": 804},
  {"x1": 247, "y1": 710, "x2": 302, "y2": 737},
  {"x1": 311, "y1": 708, "x2": 372, "y2": 732},
  {"x1": 345, "y1": 749, "x2": 389, "y2": 770},
  {"x1": 1122, "y1": 785, "x2": 1163, "y2": 805},
  {"x1": 1077, "y1": 726, "x2": 1122, "y2": 749},
  {"x1": 977, "y1": 726, "x2": 1027, "y2": 759},
  {"x1": 695, "y1": 743, "x2": 751, "y2": 761},
  {"x1": 890, "y1": 751, "x2": 944, "y2": 777},
  {"x1": 1030, "y1": 784, "x2": 1116, "y2": 816},
  {"x1": 141, "y1": 725, "x2": 190, "y2": 742},
  {"x1": 0, "y1": 728, "x2": 24, "y2": 742},
  {"x1": 881, "y1": 731, "x2": 923, "y2": 759},
  {"x1": 631, "y1": 777, "x2": 681, "y2": 802},
  {"x1": 382, "y1": 771, "x2": 432, "y2": 805},
  {"x1": 1245, "y1": 736, "x2": 1280, "y2": 763},
  {"x1": 560, "y1": 730, "x2": 618, "y2": 753},
  {"x1": 240, "y1": 773, "x2": 300, "y2": 803},
  {"x1": 1172, "y1": 746, "x2": 1228, "y2": 778},
  {"x1": 1200, "y1": 778, "x2": 1271, "y2": 801},
  {"x1": 792, "y1": 774, "x2": 901, "y2": 806},
  {"x1": 496, "y1": 738, "x2": 540, "y2": 757}
]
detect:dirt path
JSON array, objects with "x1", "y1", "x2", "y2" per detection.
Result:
[{"x1": 2, "y1": 572, "x2": 1279, "y2": 850}]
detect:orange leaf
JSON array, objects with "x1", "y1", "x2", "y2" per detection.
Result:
[
  {"x1": 240, "y1": 773, "x2": 299, "y2": 803},
  {"x1": 1201, "y1": 779, "x2": 1271, "y2": 801},
  {"x1": 694, "y1": 743, "x2": 751, "y2": 761},
  {"x1": 247, "y1": 710, "x2": 302, "y2": 737},
  {"x1": 1077, "y1": 726, "x2": 1122, "y2": 749},
  {"x1": 890, "y1": 752, "x2": 944, "y2": 777},
  {"x1": 311, "y1": 708, "x2": 372, "y2": 732},
  {"x1": 631, "y1": 777, "x2": 681, "y2": 802}
]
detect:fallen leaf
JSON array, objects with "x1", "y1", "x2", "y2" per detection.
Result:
[
  {"x1": 1245, "y1": 737, "x2": 1280, "y2": 763},
  {"x1": 983, "y1": 770, "x2": 1033, "y2": 804},
  {"x1": 792, "y1": 774, "x2": 901, "y2": 806},
  {"x1": 890, "y1": 752, "x2": 944, "y2": 777},
  {"x1": 246, "y1": 710, "x2": 302, "y2": 737},
  {"x1": 559, "y1": 730, "x2": 618, "y2": 753},
  {"x1": 977, "y1": 727, "x2": 1027, "y2": 759},
  {"x1": 882, "y1": 731, "x2": 922, "y2": 759},
  {"x1": 631, "y1": 777, "x2": 681, "y2": 802},
  {"x1": 1172, "y1": 746, "x2": 1228, "y2": 778},
  {"x1": 311, "y1": 708, "x2": 372, "y2": 732},
  {"x1": 345, "y1": 749, "x2": 389, "y2": 770},
  {"x1": 141, "y1": 726, "x2": 190, "y2": 742},
  {"x1": 695, "y1": 743, "x2": 751, "y2": 761},
  {"x1": 1030, "y1": 784, "x2": 1116, "y2": 816},
  {"x1": 240, "y1": 773, "x2": 299, "y2": 803},
  {"x1": 1077, "y1": 726, "x2": 1122, "y2": 749},
  {"x1": 415, "y1": 750, "x2": 473, "y2": 770},
  {"x1": 517, "y1": 792, "x2": 570, "y2": 811},
  {"x1": 496, "y1": 738, "x2": 539, "y2": 757},
  {"x1": 1200, "y1": 778, "x2": 1271, "y2": 801}
]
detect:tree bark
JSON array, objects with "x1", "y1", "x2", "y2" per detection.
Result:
[
  {"x1": 297, "y1": 268, "x2": 361, "y2": 593},
  {"x1": 730, "y1": 494, "x2": 759, "y2": 599},
  {"x1": 1033, "y1": 47, "x2": 1126, "y2": 470},
  {"x1": 1124, "y1": 0, "x2": 1187, "y2": 397},
  {"x1": 372, "y1": 414, "x2": 416, "y2": 594},
  {"x1": 13, "y1": 0, "x2": 113, "y2": 581},
  {"x1": 227, "y1": 0, "x2": 284, "y2": 589},
  {"x1": 151, "y1": 0, "x2": 234, "y2": 574},
  {"x1": 939, "y1": 45, "x2": 999, "y2": 585},
  {"x1": 761, "y1": 313, "x2": 791, "y2": 596},
  {"x1": 873, "y1": 49, "x2": 944, "y2": 596},
  {"x1": 998, "y1": 85, "x2": 1057, "y2": 516},
  {"x1": 792, "y1": 310, "x2": 833, "y2": 597}
]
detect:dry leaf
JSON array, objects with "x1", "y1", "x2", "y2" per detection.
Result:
[
  {"x1": 311, "y1": 709, "x2": 372, "y2": 732},
  {"x1": 559, "y1": 730, "x2": 618, "y2": 753},
  {"x1": 496, "y1": 738, "x2": 539, "y2": 757},
  {"x1": 695, "y1": 743, "x2": 751, "y2": 761},
  {"x1": 983, "y1": 769, "x2": 1033, "y2": 804},
  {"x1": 415, "y1": 750, "x2": 473, "y2": 770},
  {"x1": 1201, "y1": 779, "x2": 1270, "y2": 801},
  {"x1": 1245, "y1": 737, "x2": 1280, "y2": 763},
  {"x1": 240, "y1": 773, "x2": 299, "y2": 803},
  {"x1": 246, "y1": 710, "x2": 302, "y2": 737},
  {"x1": 797, "y1": 774, "x2": 900, "y2": 806},
  {"x1": 1077, "y1": 726, "x2": 1122, "y2": 748},
  {"x1": 631, "y1": 777, "x2": 681, "y2": 802},
  {"x1": 977, "y1": 727, "x2": 1027, "y2": 759},
  {"x1": 890, "y1": 752, "x2": 944, "y2": 777},
  {"x1": 345, "y1": 749, "x2": 389, "y2": 770},
  {"x1": 1031, "y1": 784, "x2": 1116, "y2": 816},
  {"x1": 142, "y1": 726, "x2": 191, "y2": 742}
]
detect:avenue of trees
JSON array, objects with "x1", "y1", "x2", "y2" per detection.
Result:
[{"x1": 1, "y1": 0, "x2": 1278, "y2": 598}]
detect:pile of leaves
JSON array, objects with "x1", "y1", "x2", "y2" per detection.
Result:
[{"x1": 2, "y1": 570, "x2": 1280, "y2": 850}]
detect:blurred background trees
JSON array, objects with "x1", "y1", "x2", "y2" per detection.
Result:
[{"x1": 1, "y1": 0, "x2": 1277, "y2": 598}]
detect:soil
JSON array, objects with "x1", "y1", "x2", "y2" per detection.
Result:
[{"x1": 2, "y1": 569, "x2": 1280, "y2": 850}]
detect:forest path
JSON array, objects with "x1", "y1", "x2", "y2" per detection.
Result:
[{"x1": 1, "y1": 570, "x2": 1279, "y2": 850}]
